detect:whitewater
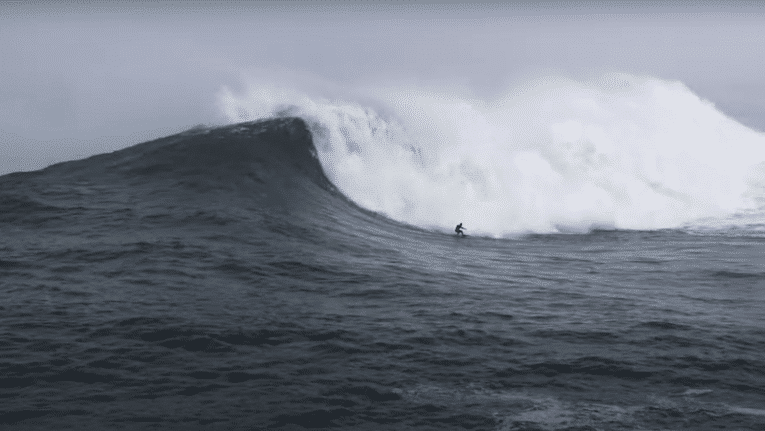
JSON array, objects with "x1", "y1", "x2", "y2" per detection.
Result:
[
  {"x1": 218, "y1": 73, "x2": 765, "y2": 235},
  {"x1": 1, "y1": 73, "x2": 764, "y2": 430}
]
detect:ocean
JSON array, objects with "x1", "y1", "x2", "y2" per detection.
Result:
[{"x1": 1, "y1": 110, "x2": 765, "y2": 428}]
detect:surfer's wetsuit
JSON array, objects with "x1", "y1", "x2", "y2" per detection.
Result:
[{"x1": 455, "y1": 223, "x2": 465, "y2": 236}]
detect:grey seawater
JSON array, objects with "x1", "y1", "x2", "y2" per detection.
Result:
[{"x1": 1, "y1": 118, "x2": 764, "y2": 430}]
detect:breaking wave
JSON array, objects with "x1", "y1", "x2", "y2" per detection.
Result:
[{"x1": 217, "y1": 73, "x2": 765, "y2": 236}]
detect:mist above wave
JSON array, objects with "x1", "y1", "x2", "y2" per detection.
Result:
[{"x1": 218, "y1": 73, "x2": 765, "y2": 236}]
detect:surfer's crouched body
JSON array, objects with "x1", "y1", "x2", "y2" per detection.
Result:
[{"x1": 455, "y1": 223, "x2": 466, "y2": 236}]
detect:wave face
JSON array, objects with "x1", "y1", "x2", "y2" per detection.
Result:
[
  {"x1": 0, "y1": 118, "x2": 337, "y2": 216},
  {"x1": 0, "y1": 118, "x2": 410, "y2": 246},
  {"x1": 218, "y1": 74, "x2": 765, "y2": 235}
]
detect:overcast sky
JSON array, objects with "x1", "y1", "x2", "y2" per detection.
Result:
[{"x1": 2, "y1": 1, "x2": 765, "y2": 174}]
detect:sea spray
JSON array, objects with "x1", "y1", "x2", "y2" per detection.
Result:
[{"x1": 217, "y1": 74, "x2": 765, "y2": 236}]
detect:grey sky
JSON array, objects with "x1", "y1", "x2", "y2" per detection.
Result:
[{"x1": 2, "y1": 1, "x2": 765, "y2": 174}]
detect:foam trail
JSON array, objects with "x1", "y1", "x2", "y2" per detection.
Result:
[{"x1": 217, "y1": 74, "x2": 765, "y2": 236}]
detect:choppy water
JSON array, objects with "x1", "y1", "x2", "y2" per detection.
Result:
[{"x1": 1, "y1": 118, "x2": 764, "y2": 430}]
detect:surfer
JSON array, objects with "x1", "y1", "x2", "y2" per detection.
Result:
[{"x1": 455, "y1": 223, "x2": 466, "y2": 237}]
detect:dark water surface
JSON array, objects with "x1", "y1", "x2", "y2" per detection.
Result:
[{"x1": 2, "y1": 119, "x2": 764, "y2": 430}]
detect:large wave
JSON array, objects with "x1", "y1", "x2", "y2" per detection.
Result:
[{"x1": 217, "y1": 74, "x2": 765, "y2": 236}]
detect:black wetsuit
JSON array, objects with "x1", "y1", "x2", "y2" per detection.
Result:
[{"x1": 455, "y1": 223, "x2": 465, "y2": 236}]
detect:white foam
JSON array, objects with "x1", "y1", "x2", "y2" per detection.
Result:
[
  {"x1": 682, "y1": 388, "x2": 713, "y2": 396},
  {"x1": 728, "y1": 405, "x2": 765, "y2": 416},
  {"x1": 217, "y1": 73, "x2": 765, "y2": 236}
]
